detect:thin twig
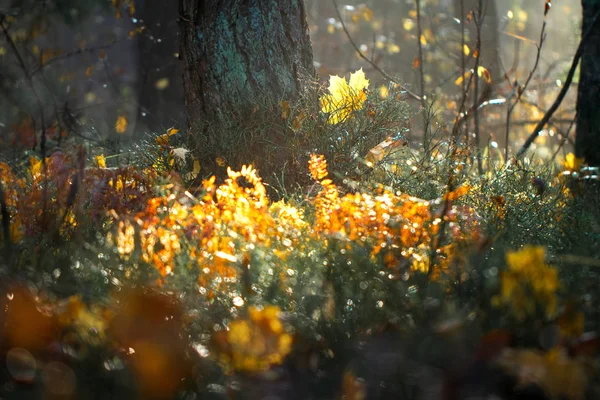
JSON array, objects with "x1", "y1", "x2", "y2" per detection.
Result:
[
  {"x1": 516, "y1": 9, "x2": 600, "y2": 159},
  {"x1": 550, "y1": 115, "x2": 577, "y2": 163},
  {"x1": 414, "y1": 0, "x2": 430, "y2": 151},
  {"x1": 460, "y1": 0, "x2": 467, "y2": 140},
  {"x1": 1, "y1": 15, "x2": 49, "y2": 230},
  {"x1": 429, "y1": 83, "x2": 490, "y2": 279},
  {"x1": 30, "y1": 39, "x2": 120, "y2": 75},
  {"x1": 554, "y1": 254, "x2": 600, "y2": 268},
  {"x1": 414, "y1": 0, "x2": 426, "y2": 101},
  {"x1": 505, "y1": 19, "x2": 547, "y2": 160},
  {"x1": 331, "y1": 0, "x2": 422, "y2": 102},
  {"x1": 472, "y1": 0, "x2": 483, "y2": 175}
]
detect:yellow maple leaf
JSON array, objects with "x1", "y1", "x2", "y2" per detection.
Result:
[
  {"x1": 280, "y1": 100, "x2": 290, "y2": 120},
  {"x1": 320, "y1": 68, "x2": 369, "y2": 125},
  {"x1": 115, "y1": 115, "x2": 128, "y2": 134}
]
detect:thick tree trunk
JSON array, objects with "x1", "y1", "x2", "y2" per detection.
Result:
[
  {"x1": 179, "y1": 0, "x2": 315, "y2": 176},
  {"x1": 576, "y1": 0, "x2": 600, "y2": 166}
]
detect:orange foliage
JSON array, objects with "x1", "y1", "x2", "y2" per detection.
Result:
[{"x1": 107, "y1": 154, "x2": 480, "y2": 289}]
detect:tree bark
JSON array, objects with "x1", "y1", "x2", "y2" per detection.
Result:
[
  {"x1": 178, "y1": 0, "x2": 315, "y2": 176},
  {"x1": 576, "y1": 0, "x2": 600, "y2": 166}
]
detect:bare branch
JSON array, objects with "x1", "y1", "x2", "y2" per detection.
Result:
[
  {"x1": 505, "y1": 17, "x2": 547, "y2": 160},
  {"x1": 516, "y1": 9, "x2": 600, "y2": 159},
  {"x1": 1, "y1": 15, "x2": 49, "y2": 230},
  {"x1": 30, "y1": 39, "x2": 120, "y2": 75},
  {"x1": 331, "y1": 0, "x2": 422, "y2": 102},
  {"x1": 472, "y1": 0, "x2": 484, "y2": 175}
]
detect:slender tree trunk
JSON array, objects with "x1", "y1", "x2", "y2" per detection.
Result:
[
  {"x1": 576, "y1": 0, "x2": 600, "y2": 166},
  {"x1": 454, "y1": 0, "x2": 500, "y2": 79},
  {"x1": 454, "y1": 0, "x2": 500, "y2": 151},
  {"x1": 178, "y1": 0, "x2": 315, "y2": 176},
  {"x1": 136, "y1": 0, "x2": 185, "y2": 132}
]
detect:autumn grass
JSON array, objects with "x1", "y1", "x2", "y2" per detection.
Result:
[{"x1": 1, "y1": 78, "x2": 600, "y2": 398}]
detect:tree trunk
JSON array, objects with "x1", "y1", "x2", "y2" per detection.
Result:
[
  {"x1": 576, "y1": 0, "x2": 600, "y2": 166},
  {"x1": 178, "y1": 0, "x2": 315, "y2": 177},
  {"x1": 136, "y1": 0, "x2": 185, "y2": 132},
  {"x1": 454, "y1": 0, "x2": 500, "y2": 79}
]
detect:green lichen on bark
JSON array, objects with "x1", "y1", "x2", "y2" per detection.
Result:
[
  {"x1": 181, "y1": 0, "x2": 314, "y2": 122},
  {"x1": 178, "y1": 0, "x2": 315, "y2": 180}
]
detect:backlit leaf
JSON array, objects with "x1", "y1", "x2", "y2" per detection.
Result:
[
  {"x1": 115, "y1": 116, "x2": 128, "y2": 134},
  {"x1": 155, "y1": 78, "x2": 170, "y2": 90}
]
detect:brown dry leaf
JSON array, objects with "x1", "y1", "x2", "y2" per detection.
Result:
[
  {"x1": 365, "y1": 137, "x2": 406, "y2": 166},
  {"x1": 292, "y1": 112, "x2": 306, "y2": 131},
  {"x1": 466, "y1": 10, "x2": 474, "y2": 23},
  {"x1": 280, "y1": 100, "x2": 290, "y2": 120},
  {"x1": 216, "y1": 156, "x2": 227, "y2": 167}
]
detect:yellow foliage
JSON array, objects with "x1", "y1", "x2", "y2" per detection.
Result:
[
  {"x1": 378, "y1": 85, "x2": 389, "y2": 99},
  {"x1": 495, "y1": 246, "x2": 559, "y2": 320},
  {"x1": 156, "y1": 127, "x2": 179, "y2": 146},
  {"x1": 215, "y1": 305, "x2": 293, "y2": 373},
  {"x1": 320, "y1": 68, "x2": 370, "y2": 124},
  {"x1": 106, "y1": 154, "x2": 480, "y2": 287}
]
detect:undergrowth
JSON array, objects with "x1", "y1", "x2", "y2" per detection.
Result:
[{"x1": 0, "y1": 73, "x2": 599, "y2": 399}]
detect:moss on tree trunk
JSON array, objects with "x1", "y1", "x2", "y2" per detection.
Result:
[{"x1": 179, "y1": 0, "x2": 315, "y2": 178}]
